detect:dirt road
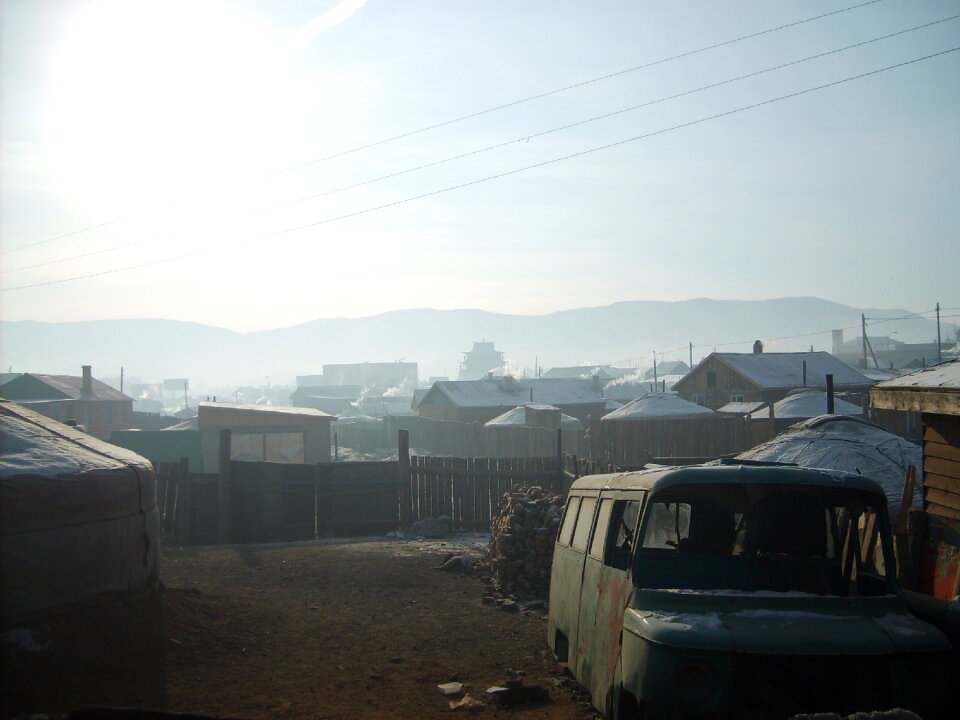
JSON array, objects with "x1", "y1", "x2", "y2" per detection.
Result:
[{"x1": 2, "y1": 536, "x2": 592, "y2": 720}]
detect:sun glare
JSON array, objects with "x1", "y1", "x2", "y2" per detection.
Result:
[{"x1": 44, "y1": 0, "x2": 300, "y2": 219}]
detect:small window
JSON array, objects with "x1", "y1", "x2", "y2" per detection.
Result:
[
  {"x1": 642, "y1": 502, "x2": 691, "y2": 549},
  {"x1": 571, "y1": 497, "x2": 597, "y2": 552},
  {"x1": 589, "y1": 499, "x2": 614, "y2": 560},
  {"x1": 607, "y1": 499, "x2": 643, "y2": 570},
  {"x1": 730, "y1": 394, "x2": 744, "y2": 403},
  {"x1": 558, "y1": 497, "x2": 581, "y2": 546},
  {"x1": 706, "y1": 371, "x2": 717, "y2": 388},
  {"x1": 691, "y1": 394, "x2": 704, "y2": 405}
]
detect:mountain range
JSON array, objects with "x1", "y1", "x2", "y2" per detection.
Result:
[{"x1": 1, "y1": 297, "x2": 952, "y2": 389}]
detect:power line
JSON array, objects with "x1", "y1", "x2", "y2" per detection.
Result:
[
  {"x1": 264, "y1": 15, "x2": 958, "y2": 215},
  {"x1": 266, "y1": 0, "x2": 886, "y2": 177},
  {"x1": 606, "y1": 310, "x2": 960, "y2": 367},
  {"x1": 1, "y1": 0, "x2": 886, "y2": 257},
  {"x1": 3, "y1": 46, "x2": 956, "y2": 293},
  {"x1": 18, "y1": 14, "x2": 953, "y2": 277}
]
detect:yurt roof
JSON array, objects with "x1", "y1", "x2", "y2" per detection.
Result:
[{"x1": 602, "y1": 392, "x2": 715, "y2": 421}]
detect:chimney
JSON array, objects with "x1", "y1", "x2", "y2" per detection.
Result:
[
  {"x1": 832, "y1": 329, "x2": 844, "y2": 355},
  {"x1": 592, "y1": 374, "x2": 601, "y2": 393},
  {"x1": 753, "y1": 340, "x2": 763, "y2": 354},
  {"x1": 81, "y1": 365, "x2": 93, "y2": 397}
]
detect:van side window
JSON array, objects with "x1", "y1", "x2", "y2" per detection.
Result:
[
  {"x1": 607, "y1": 499, "x2": 643, "y2": 570},
  {"x1": 571, "y1": 497, "x2": 597, "y2": 552},
  {"x1": 642, "y1": 502, "x2": 691, "y2": 549},
  {"x1": 558, "y1": 497, "x2": 581, "y2": 546},
  {"x1": 589, "y1": 498, "x2": 613, "y2": 560}
]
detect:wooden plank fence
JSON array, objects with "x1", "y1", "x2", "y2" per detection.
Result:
[
  {"x1": 155, "y1": 450, "x2": 571, "y2": 545},
  {"x1": 408, "y1": 455, "x2": 564, "y2": 531}
]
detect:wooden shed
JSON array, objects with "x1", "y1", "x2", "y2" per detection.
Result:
[{"x1": 871, "y1": 359, "x2": 960, "y2": 599}]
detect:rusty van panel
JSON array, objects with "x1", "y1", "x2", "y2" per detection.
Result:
[{"x1": 550, "y1": 463, "x2": 955, "y2": 719}]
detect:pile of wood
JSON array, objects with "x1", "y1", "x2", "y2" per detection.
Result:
[{"x1": 489, "y1": 486, "x2": 564, "y2": 599}]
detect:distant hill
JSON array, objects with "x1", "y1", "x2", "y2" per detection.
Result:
[{"x1": 0, "y1": 298, "x2": 951, "y2": 388}]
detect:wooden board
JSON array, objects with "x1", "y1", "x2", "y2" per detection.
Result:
[
  {"x1": 924, "y1": 417, "x2": 960, "y2": 447},
  {"x1": 923, "y1": 472, "x2": 960, "y2": 494},
  {"x1": 925, "y1": 441, "x2": 960, "y2": 463},
  {"x1": 924, "y1": 488, "x2": 960, "y2": 514},
  {"x1": 925, "y1": 502, "x2": 960, "y2": 522},
  {"x1": 924, "y1": 455, "x2": 960, "y2": 481}
]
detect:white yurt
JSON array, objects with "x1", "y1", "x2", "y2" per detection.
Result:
[
  {"x1": 737, "y1": 414, "x2": 921, "y2": 512},
  {"x1": 1, "y1": 400, "x2": 161, "y2": 625}
]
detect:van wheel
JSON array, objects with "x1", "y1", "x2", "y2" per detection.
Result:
[{"x1": 610, "y1": 686, "x2": 642, "y2": 720}]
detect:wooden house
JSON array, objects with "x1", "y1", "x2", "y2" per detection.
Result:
[
  {"x1": 414, "y1": 376, "x2": 606, "y2": 424},
  {"x1": 673, "y1": 350, "x2": 873, "y2": 411},
  {"x1": 197, "y1": 401, "x2": 335, "y2": 472},
  {"x1": 871, "y1": 359, "x2": 960, "y2": 599},
  {"x1": 0, "y1": 366, "x2": 133, "y2": 440}
]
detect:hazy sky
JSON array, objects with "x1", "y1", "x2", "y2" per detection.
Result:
[{"x1": 2, "y1": 0, "x2": 958, "y2": 332}]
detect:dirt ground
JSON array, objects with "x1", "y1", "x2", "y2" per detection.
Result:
[{"x1": 1, "y1": 535, "x2": 593, "y2": 720}]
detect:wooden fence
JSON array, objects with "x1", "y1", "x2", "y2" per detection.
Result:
[
  {"x1": 156, "y1": 458, "x2": 400, "y2": 546},
  {"x1": 385, "y1": 415, "x2": 586, "y2": 458},
  {"x1": 592, "y1": 415, "x2": 756, "y2": 467},
  {"x1": 155, "y1": 445, "x2": 572, "y2": 545},
  {"x1": 407, "y1": 455, "x2": 564, "y2": 531}
]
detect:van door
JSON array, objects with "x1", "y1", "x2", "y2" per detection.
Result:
[
  {"x1": 548, "y1": 493, "x2": 597, "y2": 667},
  {"x1": 575, "y1": 492, "x2": 646, "y2": 708}
]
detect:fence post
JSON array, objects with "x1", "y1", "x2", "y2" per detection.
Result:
[
  {"x1": 176, "y1": 468, "x2": 191, "y2": 546},
  {"x1": 556, "y1": 427, "x2": 564, "y2": 492},
  {"x1": 398, "y1": 429, "x2": 412, "y2": 529},
  {"x1": 217, "y1": 429, "x2": 233, "y2": 545}
]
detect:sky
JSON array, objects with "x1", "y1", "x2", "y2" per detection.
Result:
[{"x1": 1, "y1": 0, "x2": 958, "y2": 333}]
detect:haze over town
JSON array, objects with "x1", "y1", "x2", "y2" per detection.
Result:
[{"x1": 2, "y1": 0, "x2": 958, "y2": 339}]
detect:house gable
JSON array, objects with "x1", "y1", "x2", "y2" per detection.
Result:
[{"x1": 0, "y1": 374, "x2": 73, "y2": 401}]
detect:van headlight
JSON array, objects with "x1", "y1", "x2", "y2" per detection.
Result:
[{"x1": 671, "y1": 662, "x2": 718, "y2": 707}]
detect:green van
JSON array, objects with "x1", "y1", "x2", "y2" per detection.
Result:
[{"x1": 547, "y1": 462, "x2": 953, "y2": 719}]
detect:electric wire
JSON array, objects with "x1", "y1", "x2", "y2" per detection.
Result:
[
  {"x1": 12, "y1": 15, "x2": 952, "y2": 276},
  {"x1": 1, "y1": 0, "x2": 887, "y2": 256},
  {"x1": 606, "y1": 309, "x2": 960, "y2": 366},
  {"x1": 2, "y1": 46, "x2": 956, "y2": 292}
]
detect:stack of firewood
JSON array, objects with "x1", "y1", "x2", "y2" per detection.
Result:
[{"x1": 489, "y1": 486, "x2": 564, "y2": 599}]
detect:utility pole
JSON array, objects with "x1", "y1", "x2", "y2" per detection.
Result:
[
  {"x1": 861, "y1": 314, "x2": 868, "y2": 370},
  {"x1": 120, "y1": 366, "x2": 124, "y2": 394},
  {"x1": 653, "y1": 352, "x2": 658, "y2": 385},
  {"x1": 689, "y1": 342, "x2": 693, "y2": 369},
  {"x1": 936, "y1": 302, "x2": 942, "y2": 362}
]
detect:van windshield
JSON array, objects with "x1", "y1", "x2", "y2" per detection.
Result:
[{"x1": 634, "y1": 482, "x2": 892, "y2": 596}]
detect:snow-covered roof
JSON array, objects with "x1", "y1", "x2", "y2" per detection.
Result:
[
  {"x1": 198, "y1": 401, "x2": 333, "y2": 418},
  {"x1": 748, "y1": 389, "x2": 862, "y2": 420},
  {"x1": 419, "y1": 378, "x2": 603, "y2": 409},
  {"x1": 602, "y1": 392, "x2": 715, "y2": 421},
  {"x1": 541, "y1": 365, "x2": 627, "y2": 380},
  {"x1": 335, "y1": 408, "x2": 380, "y2": 424},
  {"x1": 2, "y1": 373, "x2": 132, "y2": 402},
  {"x1": 736, "y1": 415, "x2": 921, "y2": 511},
  {"x1": 604, "y1": 374, "x2": 684, "y2": 402},
  {"x1": 485, "y1": 403, "x2": 582, "y2": 427},
  {"x1": 717, "y1": 401, "x2": 765, "y2": 415},
  {"x1": 681, "y1": 352, "x2": 872, "y2": 390},
  {"x1": 873, "y1": 358, "x2": 960, "y2": 390}
]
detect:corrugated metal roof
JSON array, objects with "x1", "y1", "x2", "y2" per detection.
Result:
[
  {"x1": 428, "y1": 378, "x2": 603, "y2": 408},
  {"x1": 601, "y1": 392, "x2": 715, "y2": 420},
  {"x1": 13, "y1": 374, "x2": 132, "y2": 402},
  {"x1": 198, "y1": 401, "x2": 333, "y2": 418},
  {"x1": 717, "y1": 401, "x2": 765, "y2": 415},
  {"x1": 713, "y1": 352, "x2": 872, "y2": 389},
  {"x1": 873, "y1": 358, "x2": 960, "y2": 390}
]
